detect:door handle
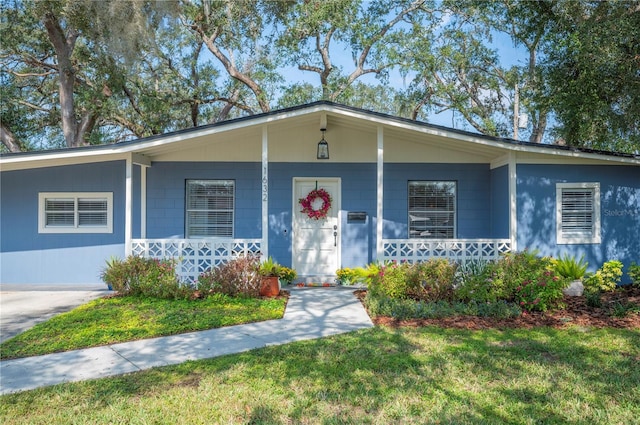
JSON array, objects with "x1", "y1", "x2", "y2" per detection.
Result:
[{"x1": 333, "y1": 225, "x2": 338, "y2": 247}]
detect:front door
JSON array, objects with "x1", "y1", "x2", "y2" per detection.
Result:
[{"x1": 292, "y1": 178, "x2": 340, "y2": 280}]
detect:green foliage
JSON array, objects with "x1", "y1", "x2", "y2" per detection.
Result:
[
  {"x1": 628, "y1": 262, "x2": 640, "y2": 286},
  {"x1": 368, "y1": 261, "x2": 411, "y2": 299},
  {"x1": 0, "y1": 294, "x2": 286, "y2": 360},
  {"x1": 553, "y1": 253, "x2": 588, "y2": 280},
  {"x1": 100, "y1": 256, "x2": 189, "y2": 299},
  {"x1": 258, "y1": 256, "x2": 281, "y2": 277},
  {"x1": 364, "y1": 292, "x2": 521, "y2": 320},
  {"x1": 405, "y1": 258, "x2": 457, "y2": 301},
  {"x1": 336, "y1": 266, "x2": 369, "y2": 285},
  {"x1": 610, "y1": 301, "x2": 640, "y2": 319},
  {"x1": 455, "y1": 251, "x2": 567, "y2": 312},
  {"x1": 584, "y1": 260, "x2": 624, "y2": 293},
  {"x1": 278, "y1": 266, "x2": 297, "y2": 285},
  {"x1": 585, "y1": 291, "x2": 603, "y2": 308},
  {"x1": 197, "y1": 256, "x2": 262, "y2": 297}
]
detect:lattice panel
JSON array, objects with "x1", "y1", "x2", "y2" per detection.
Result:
[
  {"x1": 131, "y1": 239, "x2": 262, "y2": 283},
  {"x1": 382, "y1": 239, "x2": 512, "y2": 264}
]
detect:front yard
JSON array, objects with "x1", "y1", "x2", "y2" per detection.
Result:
[{"x1": 1, "y1": 326, "x2": 639, "y2": 424}]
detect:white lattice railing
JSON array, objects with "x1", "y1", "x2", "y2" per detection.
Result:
[
  {"x1": 382, "y1": 239, "x2": 512, "y2": 264},
  {"x1": 131, "y1": 238, "x2": 262, "y2": 283}
]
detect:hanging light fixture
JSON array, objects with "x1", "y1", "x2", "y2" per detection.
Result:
[{"x1": 317, "y1": 128, "x2": 329, "y2": 160}]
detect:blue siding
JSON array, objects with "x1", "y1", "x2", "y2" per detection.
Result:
[
  {"x1": 269, "y1": 163, "x2": 377, "y2": 268},
  {"x1": 384, "y1": 163, "x2": 493, "y2": 239},
  {"x1": 517, "y1": 164, "x2": 640, "y2": 283},
  {"x1": 146, "y1": 162, "x2": 262, "y2": 239},
  {"x1": 0, "y1": 161, "x2": 126, "y2": 284},
  {"x1": 490, "y1": 165, "x2": 510, "y2": 238}
]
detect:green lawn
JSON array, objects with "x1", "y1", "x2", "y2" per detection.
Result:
[
  {"x1": 0, "y1": 294, "x2": 287, "y2": 359},
  {"x1": 2, "y1": 326, "x2": 639, "y2": 424}
]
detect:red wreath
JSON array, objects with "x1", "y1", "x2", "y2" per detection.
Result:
[{"x1": 299, "y1": 188, "x2": 332, "y2": 220}]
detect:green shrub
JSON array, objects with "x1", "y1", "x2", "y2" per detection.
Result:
[
  {"x1": 197, "y1": 255, "x2": 261, "y2": 297},
  {"x1": 278, "y1": 266, "x2": 297, "y2": 285},
  {"x1": 336, "y1": 267, "x2": 369, "y2": 285},
  {"x1": 584, "y1": 260, "x2": 624, "y2": 292},
  {"x1": 406, "y1": 258, "x2": 457, "y2": 301},
  {"x1": 368, "y1": 261, "x2": 411, "y2": 299},
  {"x1": 455, "y1": 260, "x2": 501, "y2": 303},
  {"x1": 100, "y1": 256, "x2": 188, "y2": 299},
  {"x1": 455, "y1": 251, "x2": 566, "y2": 311},
  {"x1": 364, "y1": 292, "x2": 521, "y2": 320},
  {"x1": 553, "y1": 253, "x2": 588, "y2": 280},
  {"x1": 628, "y1": 262, "x2": 640, "y2": 286}
]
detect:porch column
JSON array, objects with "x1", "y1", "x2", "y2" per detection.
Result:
[
  {"x1": 262, "y1": 126, "x2": 269, "y2": 258},
  {"x1": 508, "y1": 152, "x2": 517, "y2": 251},
  {"x1": 125, "y1": 157, "x2": 133, "y2": 256},
  {"x1": 376, "y1": 125, "x2": 384, "y2": 259}
]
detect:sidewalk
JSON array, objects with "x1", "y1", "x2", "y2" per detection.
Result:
[{"x1": 0, "y1": 287, "x2": 373, "y2": 395}]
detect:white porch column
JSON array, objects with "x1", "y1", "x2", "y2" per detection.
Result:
[
  {"x1": 376, "y1": 125, "x2": 384, "y2": 259},
  {"x1": 140, "y1": 165, "x2": 147, "y2": 238},
  {"x1": 261, "y1": 126, "x2": 269, "y2": 258},
  {"x1": 508, "y1": 152, "x2": 517, "y2": 251},
  {"x1": 125, "y1": 156, "x2": 133, "y2": 256}
]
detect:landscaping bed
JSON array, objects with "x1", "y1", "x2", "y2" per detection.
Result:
[{"x1": 358, "y1": 285, "x2": 640, "y2": 330}]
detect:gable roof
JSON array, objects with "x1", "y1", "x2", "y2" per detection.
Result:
[{"x1": 2, "y1": 101, "x2": 639, "y2": 171}]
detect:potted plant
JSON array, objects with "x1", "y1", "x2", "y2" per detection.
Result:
[
  {"x1": 278, "y1": 266, "x2": 297, "y2": 286},
  {"x1": 553, "y1": 253, "x2": 588, "y2": 296},
  {"x1": 258, "y1": 256, "x2": 281, "y2": 297}
]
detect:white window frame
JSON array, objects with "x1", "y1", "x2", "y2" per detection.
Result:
[
  {"x1": 408, "y1": 181, "x2": 457, "y2": 239},
  {"x1": 38, "y1": 192, "x2": 113, "y2": 234},
  {"x1": 185, "y1": 179, "x2": 235, "y2": 238},
  {"x1": 556, "y1": 182, "x2": 601, "y2": 244}
]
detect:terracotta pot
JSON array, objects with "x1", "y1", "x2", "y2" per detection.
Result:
[{"x1": 260, "y1": 276, "x2": 280, "y2": 297}]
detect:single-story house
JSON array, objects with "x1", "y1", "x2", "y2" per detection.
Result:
[{"x1": 1, "y1": 101, "x2": 639, "y2": 285}]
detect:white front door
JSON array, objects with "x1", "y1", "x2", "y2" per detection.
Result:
[{"x1": 292, "y1": 178, "x2": 340, "y2": 280}]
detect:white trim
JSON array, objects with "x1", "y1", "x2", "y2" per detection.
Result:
[
  {"x1": 376, "y1": 125, "x2": 384, "y2": 259},
  {"x1": 262, "y1": 126, "x2": 269, "y2": 258},
  {"x1": 556, "y1": 182, "x2": 601, "y2": 244},
  {"x1": 509, "y1": 152, "x2": 517, "y2": 251},
  {"x1": 125, "y1": 157, "x2": 133, "y2": 255},
  {"x1": 140, "y1": 165, "x2": 147, "y2": 238},
  {"x1": 38, "y1": 192, "x2": 113, "y2": 234}
]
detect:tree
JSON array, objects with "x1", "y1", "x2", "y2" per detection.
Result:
[
  {"x1": 543, "y1": 1, "x2": 640, "y2": 152},
  {"x1": 277, "y1": 0, "x2": 432, "y2": 104}
]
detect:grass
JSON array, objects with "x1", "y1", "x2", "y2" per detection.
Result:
[
  {"x1": 0, "y1": 294, "x2": 287, "y2": 359},
  {"x1": 1, "y1": 326, "x2": 639, "y2": 424}
]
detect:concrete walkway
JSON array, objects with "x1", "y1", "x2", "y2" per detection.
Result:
[{"x1": 0, "y1": 287, "x2": 373, "y2": 395}]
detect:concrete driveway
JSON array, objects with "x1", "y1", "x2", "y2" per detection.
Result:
[{"x1": 0, "y1": 284, "x2": 110, "y2": 343}]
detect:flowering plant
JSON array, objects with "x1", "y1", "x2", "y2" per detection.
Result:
[{"x1": 299, "y1": 188, "x2": 332, "y2": 220}]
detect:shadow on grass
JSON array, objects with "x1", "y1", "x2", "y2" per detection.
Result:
[{"x1": 3, "y1": 326, "x2": 639, "y2": 424}]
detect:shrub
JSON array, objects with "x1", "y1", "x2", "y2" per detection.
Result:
[
  {"x1": 100, "y1": 256, "x2": 188, "y2": 299},
  {"x1": 336, "y1": 267, "x2": 369, "y2": 285},
  {"x1": 367, "y1": 261, "x2": 410, "y2": 299},
  {"x1": 197, "y1": 255, "x2": 261, "y2": 297},
  {"x1": 584, "y1": 260, "x2": 624, "y2": 292},
  {"x1": 553, "y1": 253, "x2": 588, "y2": 280},
  {"x1": 278, "y1": 266, "x2": 297, "y2": 285},
  {"x1": 406, "y1": 258, "x2": 457, "y2": 301},
  {"x1": 455, "y1": 251, "x2": 567, "y2": 311},
  {"x1": 455, "y1": 260, "x2": 502, "y2": 303},
  {"x1": 628, "y1": 262, "x2": 640, "y2": 286},
  {"x1": 363, "y1": 292, "x2": 521, "y2": 320}
]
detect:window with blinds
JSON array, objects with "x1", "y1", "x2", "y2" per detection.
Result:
[
  {"x1": 39, "y1": 193, "x2": 112, "y2": 233},
  {"x1": 408, "y1": 181, "x2": 456, "y2": 239},
  {"x1": 556, "y1": 183, "x2": 600, "y2": 244},
  {"x1": 186, "y1": 180, "x2": 234, "y2": 238}
]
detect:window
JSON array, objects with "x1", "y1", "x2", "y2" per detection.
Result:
[
  {"x1": 38, "y1": 192, "x2": 113, "y2": 233},
  {"x1": 556, "y1": 183, "x2": 600, "y2": 244},
  {"x1": 186, "y1": 180, "x2": 234, "y2": 238},
  {"x1": 408, "y1": 181, "x2": 456, "y2": 238}
]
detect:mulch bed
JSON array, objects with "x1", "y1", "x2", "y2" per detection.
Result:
[{"x1": 355, "y1": 286, "x2": 640, "y2": 330}]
